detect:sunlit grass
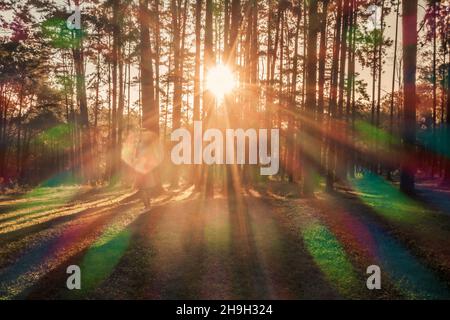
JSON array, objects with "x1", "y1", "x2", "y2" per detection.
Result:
[
  {"x1": 349, "y1": 172, "x2": 426, "y2": 224},
  {"x1": 66, "y1": 202, "x2": 145, "y2": 297},
  {"x1": 0, "y1": 186, "x2": 80, "y2": 220},
  {"x1": 0, "y1": 185, "x2": 134, "y2": 235},
  {"x1": 78, "y1": 229, "x2": 131, "y2": 294},
  {"x1": 301, "y1": 221, "x2": 360, "y2": 297}
]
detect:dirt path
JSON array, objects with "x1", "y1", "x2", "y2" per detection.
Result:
[{"x1": 1, "y1": 184, "x2": 449, "y2": 299}]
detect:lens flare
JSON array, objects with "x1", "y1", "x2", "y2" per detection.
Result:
[{"x1": 206, "y1": 64, "x2": 236, "y2": 100}]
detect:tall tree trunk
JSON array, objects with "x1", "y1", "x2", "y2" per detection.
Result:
[
  {"x1": 154, "y1": 0, "x2": 161, "y2": 136},
  {"x1": 225, "y1": 0, "x2": 241, "y2": 195},
  {"x1": 400, "y1": 0, "x2": 418, "y2": 194},
  {"x1": 375, "y1": 0, "x2": 385, "y2": 174},
  {"x1": 376, "y1": 0, "x2": 385, "y2": 129},
  {"x1": 288, "y1": 1, "x2": 303, "y2": 183},
  {"x1": 345, "y1": 0, "x2": 355, "y2": 177},
  {"x1": 229, "y1": 0, "x2": 241, "y2": 65},
  {"x1": 318, "y1": 0, "x2": 328, "y2": 121},
  {"x1": 16, "y1": 87, "x2": 23, "y2": 180},
  {"x1": 139, "y1": 0, "x2": 156, "y2": 132},
  {"x1": 326, "y1": 0, "x2": 343, "y2": 191},
  {"x1": 443, "y1": 54, "x2": 450, "y2": 185},
  {"x1": 351, "y1": 4, "x2": 358, "y2": 175},
  {"x1": 302, "y1": 0, "x2": 319, "y2": 196},
  {"x1": 117, "y1": 26, "x2": 125, "y2": 177},
  {"x1": 265, "y1": 0, "x2": 273, "y2": 129},
  {"x1": 431, "y1": 0, "x2": 437, "y2": 177},
  {"x1": 72, "y1": 27, "x2": 90, "y2": 183},
  {"x1": 171, "y1": 0, "x2": 182, "y2": 133},
  {"x1": 318, "y1": 0, "x2": 329, "y2": 174},
  {"x1": 203, "y1": 0, "x2": 214, "y2": 196},
  {"x1": 224, "y1": 0, "x2": 230, "y2": 59},
  {"x1": 194, "y1": 0, "x2": 202, "y2": 123},
  {"x1": 336, "y1": 0, "x2": 349, "y2": 181},
  {"x1": 110, "y1": 0, "x2": 119, "y2": 180},
  {"x1": 192, "y1": 0, "x2": 202, "y2": 189},
  {"x1": 388, "y1": 0, "x2": 400, "y2": 180}
]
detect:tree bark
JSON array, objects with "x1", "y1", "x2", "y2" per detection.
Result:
[
  {"x1": 302, "y1": 0, "x2": 319, "y2": 196},
  {"x1": 400, "y1": 0, "x2": 418, "y2": 194}
]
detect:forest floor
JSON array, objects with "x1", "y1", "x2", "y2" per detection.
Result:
[{"x1": 1, "y1": 175, "x2": 450, "y2": 300}]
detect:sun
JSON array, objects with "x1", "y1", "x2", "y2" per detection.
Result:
[{"x1": 206, "y1": 64, "x2": 236, "y2": 100}]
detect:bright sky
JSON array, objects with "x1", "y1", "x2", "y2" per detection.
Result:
[
  {"x1": 0, "y1": 0, "x2": 430, "y2": 106},
  {"x1": 359, "y1": 0, "x2": 428, "y2": 99}
]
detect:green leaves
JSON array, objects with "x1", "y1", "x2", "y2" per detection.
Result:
[{"x1": 41, "y1": 17, "x2": 86, "y2": 49}]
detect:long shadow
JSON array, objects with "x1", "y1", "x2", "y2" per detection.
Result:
[
  {"x1": 9, "y1": 186, "x2": 357, "y2": 300},
  {"x1": 226, "y1": 190, "x2": 272, "y2": 299},
  {"x1": 98, "y1": 194, "x2": 206, "y2": 299},
  {"x1": 86, "y1": 205, "x2": 166, "y2": 299},
  {"x1": 92, "y1": 188, "x2": 269, "y2": 299},
  {"x1": 415, "y1": 182, "x2": 450, "y2": 216},
  {"x1": 25, "y1": 189, "x2": 183, "y2": 299},
  {"x1": 0, "y1": 187, "x2": 120, "y2": 225},
  {"x1": 0, "y1": 186, "x2": 96, "y2": 215},
  {"x1": 330, "y1": 188, "x2": 450, "y2": 299},
  {"x1": 252, "y1": 189, "x2": 343, "y2": 299},
  {"x1": 157, "y1": 195, "x2": 207, "y2": 299},
  {"x1": 1, "y1": 199, "x2": 139, "y2": 299},
  {"x1": 0, "y1": 201, "x2": 136, "y2": 274},
  {"x1": 0, "y1": 193, "x2": 138, "y2": 247},
  {"x1": 64, "y1": 189, "x2": 204, "y2": 299}
]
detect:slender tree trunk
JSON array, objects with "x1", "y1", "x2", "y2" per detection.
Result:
[
  {"x1": 288, "y1": 1, "x2": 303, "y2": 183},
  {"x1": 117, "y1": 26, "x2": 125, "y2": 177},
  {"x1": 192, "y1": 0, "x2": 202, "y2": 188},
  {"x1": 388, "y1": 0, "x2": 400, "y2": 181},
  {"x1": 318, "y1": 0, "x2": 328, "y2": 121},
  {"x1": 16, "y1": 87, "x2": 23, "y2": 180},
  {"x1": 265, "y1": 0, "x2": 273, "y2": 129},
  {"x1": 139, "y1": 0, "x2": 156, "y2": 132},
  {"x1": 302, "y1": 0, "x2": 319, "y2": 196},
  {"x1": 225, "y1": 0, "x2": 241, "y2": 195},
  {"x1": 194, "y1": 0, "x2": 202, "y2": 124},
  {"x1": 375, "y1": 0, "x2": 385, "y2": 174},
  {"x1": 336, "y1": 0, "x2": 349, "y2": 181},
  {"x1": 326, "y1": 0, "x2": 343, "y2": 191},
  {"x1": 154, "y1": 0, "x2": 161, "y2": 136},
  {"x1": 376, "y1": 0, "x2": 385, "y2": 129},
  {"x1": 203, "y1": 0, "x2": 214, "y2": 197},
  {"x1": 110, "y1": 0, "x2": 119, "y2": 180},
  {"x1": 346, "y1": 0, "x2": 355, "y2": 178},
  {"x1": 171, "y1": 0, "x2": 182, "y2": 134},
  {"x1": 431, "y1": 0, "x2": 437, "y2": 177},
  {"x1": 224, "y1": 0, "x2": 230, "y2": 59},
  {"x1": 443, "y1": 55, "x2": 450, "y2": 185},
  {"x1": 400, "y1": 0, "x2": 417, "y2": 194},
  {"x1": 72, "y1": 29, "x2": 90, "y2": 183}
]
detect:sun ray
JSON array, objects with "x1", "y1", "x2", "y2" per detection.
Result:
[{"x1": 206, "y1": 64, "x2": 236, "y2": 101}]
